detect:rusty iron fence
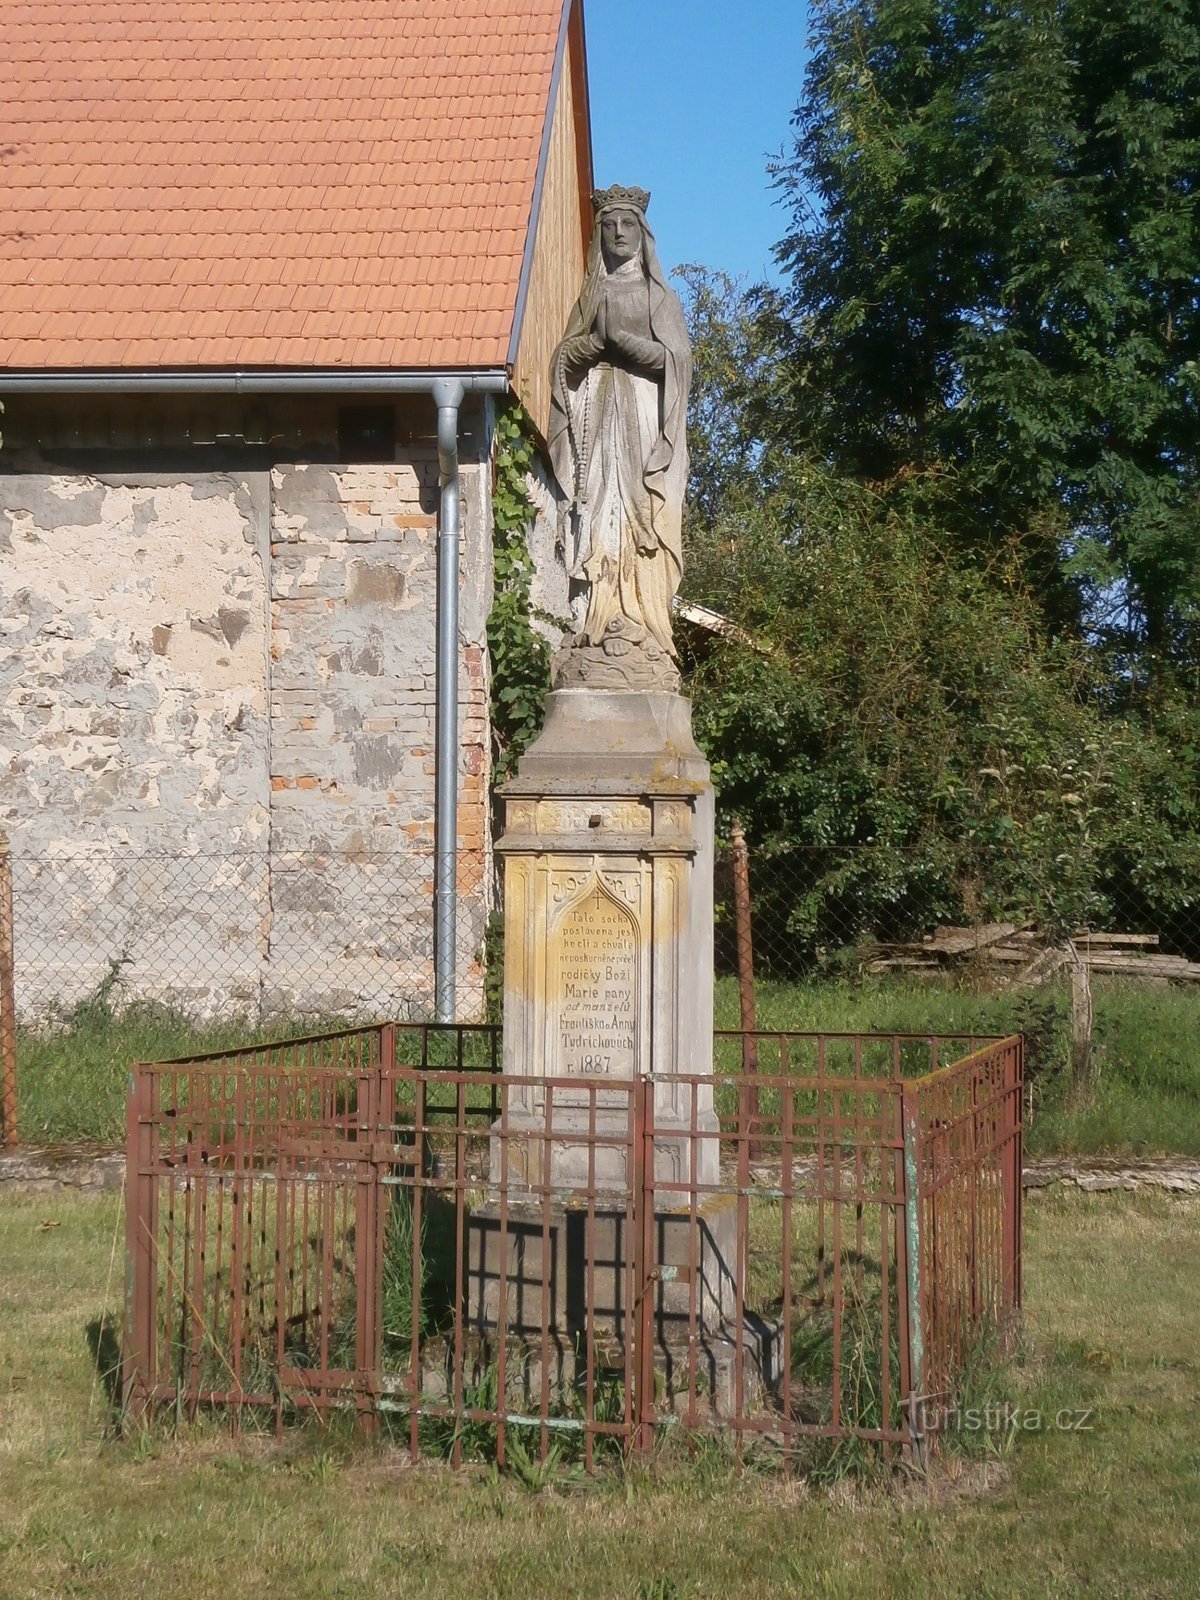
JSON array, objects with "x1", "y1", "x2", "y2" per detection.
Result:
[
  {"x1": 908, "y1": 1035, "x2": 1024, "y2": 1417},
  {"x1": 121, "y1": 1023, "x2": 1022, "y2": 1469}
]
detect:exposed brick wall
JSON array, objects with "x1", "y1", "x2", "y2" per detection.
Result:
[
  {"x1": 0, "y1": 401, "x2": 494, "y2": 1024},
  {"x1": 264, "y1": 452, "x2": 491, "y2": 1017}
]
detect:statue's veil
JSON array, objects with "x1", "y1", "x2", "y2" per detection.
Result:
[
  {"x1": 572, "y1": 212, "x2": 671, "y2": 331},
  {"x1": 548, "y1": 210, "x2": 692, "y2": 549}
]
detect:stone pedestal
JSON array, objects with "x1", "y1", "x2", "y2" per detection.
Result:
[
  {"x1": 467, "y1": 1195, "x2": 739, "y2": 1341},
  {"x1": 491, "y1": 688, "x2": 719, "y2": 1193},
  {"x1": 462, "y1": 1195, "x2": 783, "y2": 1417},
  {"x1": 463, "y1": 688, "x2": 779, "y2": 1406}
]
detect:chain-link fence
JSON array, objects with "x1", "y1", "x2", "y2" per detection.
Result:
[
  {"x1": 5, "y1": 825, "x2": 1199, "y2": 1145},
  {"x1": 713, "y1": 836, "x2": 1200, "y2": 984},
  {"x1": 4, "y1": 844, "x2": 489, "y2": 1030},
  {"x1": 9, "y1": 835, "x2": 1200, "y2": 1025},
  {"x1": 712, "y1": 833, "x2": 1200, "y2": 1136}
]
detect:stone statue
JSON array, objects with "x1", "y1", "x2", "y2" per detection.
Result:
[{"x1": 548, "y1": 185, "x2": 692, "y2": 692}]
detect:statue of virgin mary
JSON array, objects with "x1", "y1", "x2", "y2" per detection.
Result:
[{"x1": 547, "y1": 186, "x2": 692, "y2": 691}]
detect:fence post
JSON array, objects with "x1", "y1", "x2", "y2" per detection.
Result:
[
  {"x1": 900, "y1": 1083, "x2": 927, "y2": 1468},
  {"x1": 354, "y1": 1056, "x2": 381, "y2": 1438},
  {"x1": 632, "y1": 1072, "x2": 656, "y2": 1455},
  {"x1": 0, "y1": 831, "x2": 17, "y2": 1147},
  {"x1": 730, "y1": 822, "x2": 760, "y2": 1158},
  {"x1": 121, "y1": 1066, "x2": 157, "y2": 1424},
  {"x1": 1004, "y1": 1038, "x2": 1024, "y2": 1316},
  {"x1": 1067, "y1": 941, "x2": 1094, "y2": 1091}
]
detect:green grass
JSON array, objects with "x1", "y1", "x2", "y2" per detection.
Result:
[
  {"x1": 15, "y1": 969, "x2": 1200, "y2": 1158},
  {"x1": 1, "y1": 1187, "x2": 1197, "y2": 1598},
  {"x1": 14, "y1": 997, "x2": 501, "y2": 1147},
  {"x1": 15, "y1": 1001, "x2": 275, "y2": 1145},
  {"x1": 716, "y1": 972, "x2": 1200, "y2": 1158}
]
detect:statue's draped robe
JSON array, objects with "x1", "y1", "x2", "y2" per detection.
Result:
[{"x1": 548, "y1": 235, "x2": 691, "y2": 659}]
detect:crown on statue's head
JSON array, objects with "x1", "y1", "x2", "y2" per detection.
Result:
[{"x1": 592, "y1": 184, "x2": 650, "y2": 218}]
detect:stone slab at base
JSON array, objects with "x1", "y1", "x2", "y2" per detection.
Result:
[{"x1": 408, "y1": 1320, "x2": 785, "y2": 1422}]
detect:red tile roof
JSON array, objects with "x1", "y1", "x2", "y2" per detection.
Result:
[{"x1": 0, "y1": 0, "x2": 574, "y2": 371}]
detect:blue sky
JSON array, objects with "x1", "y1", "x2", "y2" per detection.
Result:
[{"x1": 584, "y1": 0, "x2": 812, "y2": 285}]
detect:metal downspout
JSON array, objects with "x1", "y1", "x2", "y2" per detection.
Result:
[{"x1": 433, "y1": 378, "x2": 466, "y2": 1024}]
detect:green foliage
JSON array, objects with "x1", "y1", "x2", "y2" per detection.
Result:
[
  {"x1": 674, "y1": 265, "x2": 769, "y2": 529},
  {"x1": 764, "y1": 0, "x2": 1200, "y2": 667},
  {"x1": 684, "y1": 454, "x2": 1194, "y2": 952},
  {"x1": 379, "y1": 1190, "x2": 431, "y2": 1353},
  {"x1": 671, "y1": 22, "x2": 1200, "y2": 968},
  {"x1": 487, "y1": 403, "x2": 551, "y2": 783},
  {"x1": 482, "y1": 908, "x2": 506, "y2": 1024}
]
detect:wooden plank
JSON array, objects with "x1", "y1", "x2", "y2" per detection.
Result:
[
  {"x1": 1011, "y1": 946, "x2": 1068, "y2": 989},
  {"x1": 923, "y1": 923, "x2": 1017, "y2": 956},
  {"x1": 866, "y1": 956, "x2": 942, "y2": 969},
  {"x1": 1074, "y1": 932, "x2": 1160, "y2": 948},
  {"x1": 1081, "y1": 952, "x2": 1200, "y2": 979}
]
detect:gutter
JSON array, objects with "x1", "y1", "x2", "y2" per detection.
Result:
[
  {"x1": 0, "y1": 368, "x2": 509, "y2": 396},
  {"x1": 3, "y1": 363, "x2": 509, "y2": 1022}
]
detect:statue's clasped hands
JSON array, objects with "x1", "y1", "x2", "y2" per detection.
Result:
[{"x1": 562, "y1": 298, "x2": 664, "y2": 374}]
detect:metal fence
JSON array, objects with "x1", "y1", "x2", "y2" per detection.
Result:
[
  {"x1": 713, "y1": 835, "x2": 1200, "y2": 986},
  {"x1": 121, "y1": 1022, "x2": 1022, "y2": 1468},
  {"x1": 7, "y1": 834, "x2": 1198, "y2": 1037}
]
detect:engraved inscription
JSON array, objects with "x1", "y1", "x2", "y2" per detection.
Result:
[{"x1": 556, "y1": 885, "x2": 638, "y2": 1077}]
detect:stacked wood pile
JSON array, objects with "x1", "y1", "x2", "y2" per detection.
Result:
[{"x1": 866, "y1": 925, "x2": 1200, "y2": 985}]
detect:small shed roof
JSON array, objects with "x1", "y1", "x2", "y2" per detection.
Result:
[{"x1": 0, "y1": 0, "x2": 587, "y2": 373}]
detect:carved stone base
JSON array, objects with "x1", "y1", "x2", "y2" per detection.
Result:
[
  {"x1": 552, "y1": 617, "x2": 680, "y2": 694},
  {"x1": 495, "y1": 689, "x2": 715, "y2": 1194}
]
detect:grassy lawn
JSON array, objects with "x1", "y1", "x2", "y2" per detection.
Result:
[
  {"x1": 0, "y1": 1187, "x2": 1196, "y2": 1599},
  {"x1": 14, "y1": 971, "x2": 1200, "y2": 1157},
  {"x1": 714, "y1": 973, "x2": 1200, "y2": 1158}
]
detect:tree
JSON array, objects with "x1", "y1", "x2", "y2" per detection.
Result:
[
  {"x1": 764, "y1": 0, "x2": 1200, "y2": 671},
  {"x1": 682, "y1": 449, "x2": 1200, "y2": 970},
  {"x1": 674, "y1": 265, "x2": 768, "y2": 531}
]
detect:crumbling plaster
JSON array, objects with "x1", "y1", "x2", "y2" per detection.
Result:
[
  {"x1": 0, "y1": 421, "x2": 497, "y2": 1022},
  {"x1": 1, "y1": 470, "x2": 271, "y2": 848}
]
